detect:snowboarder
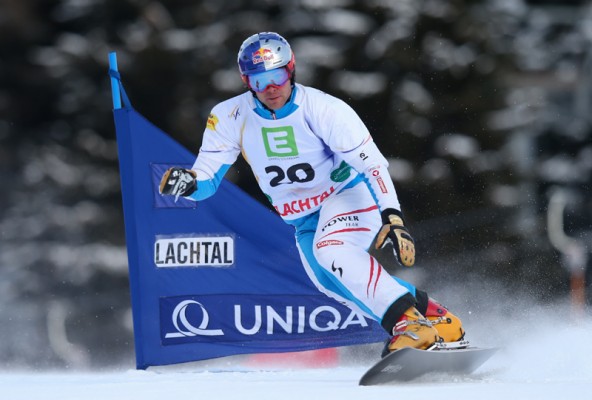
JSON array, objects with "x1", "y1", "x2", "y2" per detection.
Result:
[{"x1": 159, "y1": 32, "x2": 464, "y2": 356}]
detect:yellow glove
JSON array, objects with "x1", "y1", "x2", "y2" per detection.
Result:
[{"x1": 375, "y1": 209, "x2": 415, "y2": 267}]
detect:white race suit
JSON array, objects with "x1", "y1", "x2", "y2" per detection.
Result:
[{"x1": 186, "y1": 84, "x2": 424, "y2": 332}]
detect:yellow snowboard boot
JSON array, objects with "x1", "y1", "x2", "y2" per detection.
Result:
[
  {"x1": 424, "y1": 298, "x2": 465, "y2": 343},
  {"x1": 387, "y1": 306, "x2": 439, "y2": 353}
]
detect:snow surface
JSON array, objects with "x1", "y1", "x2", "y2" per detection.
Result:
[{"x1": 2, "y1": 305, "x2": 591, "y2": 400}]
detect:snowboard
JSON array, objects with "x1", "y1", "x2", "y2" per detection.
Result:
[{"x1": 359, "y1": 346, "x2": 497, "y2": 385}]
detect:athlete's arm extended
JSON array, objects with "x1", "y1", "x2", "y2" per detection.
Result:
[
  {"x1": 158, "y1": 156, "x2": 233, "y2": 201},
  {"x1": 187, "y1": 155, "x2": 233, "y2": 201},
  {"x1": 160, "y1": 108, "x2": 241, "y2": 201}
]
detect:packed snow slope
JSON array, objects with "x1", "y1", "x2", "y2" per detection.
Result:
[{"x1": 2, "y1": 298, "x2": 591, "y2": 400}]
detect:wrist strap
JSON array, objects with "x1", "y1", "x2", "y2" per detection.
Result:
[{"x1": 380, "y1": 208, "x2": 404, "y2": 225}]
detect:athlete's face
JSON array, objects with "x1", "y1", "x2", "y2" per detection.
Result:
[{"x1": 255, "y1": 80, "x2": 292, "y2": 110}]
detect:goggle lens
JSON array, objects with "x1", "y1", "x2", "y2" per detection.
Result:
[{"x1": 247, "y1": 68, "x2": 289, "y2": 93}]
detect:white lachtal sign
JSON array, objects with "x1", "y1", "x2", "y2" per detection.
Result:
[{"x1": 154, "y1": 236, "x2": 234, "y2": 267}]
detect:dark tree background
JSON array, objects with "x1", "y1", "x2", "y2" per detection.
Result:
[{"x1": 1, "y1": 0, "x2": 591, "y2": 369}]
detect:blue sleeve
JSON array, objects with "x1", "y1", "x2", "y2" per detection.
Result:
[{"x1": 188, "y1": 164, "x2": 231, "y2": 201}]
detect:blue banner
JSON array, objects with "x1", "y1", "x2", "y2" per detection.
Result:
[
  {"x1": 159, "y1": 294, "x2": 379, "y2": 347},
  {"x1": 111, "y1": 74, "x2": 387, "y2": 369}
]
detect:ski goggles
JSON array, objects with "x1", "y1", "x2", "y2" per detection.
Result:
[{"x1": 246, "y1": 68, "x2": 290, "y2": 93}]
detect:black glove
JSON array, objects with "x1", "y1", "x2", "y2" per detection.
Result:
[
  {"x1": 159, "y1": 167, "x2": 197, "y2": 198},
  {"x1": 375, "y1": 209, "x2": 415, "y2": 267}
]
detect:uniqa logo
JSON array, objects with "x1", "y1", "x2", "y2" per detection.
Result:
[
  {"x1": 232, "y1": 305, "x2": 369, "y2": 334},
  {"x1": 164, "y1": 300, "x2": 224, "y2": 338},
  {"x1": 164, "y1": 300, "x2": 371, "y2": 339}
]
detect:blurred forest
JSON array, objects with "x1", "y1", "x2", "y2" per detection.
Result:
[{"x1": 1, "y1": 0, "x2": 591, "y2": 369}]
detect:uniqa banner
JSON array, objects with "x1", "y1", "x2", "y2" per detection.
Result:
[{"x1": 109, "y1": 58, "x2": 387, "y2": 369}]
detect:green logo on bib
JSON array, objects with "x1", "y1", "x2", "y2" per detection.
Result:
[
  {"x1": 262, "y1": 126, "x2": 298, "y2": 157},
  {"x1": 330, "y1": 161, "x2": 352, "y2": 182}
]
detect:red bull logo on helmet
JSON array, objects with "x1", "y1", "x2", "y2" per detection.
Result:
[{"x1": 252, "y1": 47, "x2": 274, "y2": 64}]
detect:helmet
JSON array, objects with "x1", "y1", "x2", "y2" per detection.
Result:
[{"x1": 237, "y1": 32, "x2": 295, "y2": 86}]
